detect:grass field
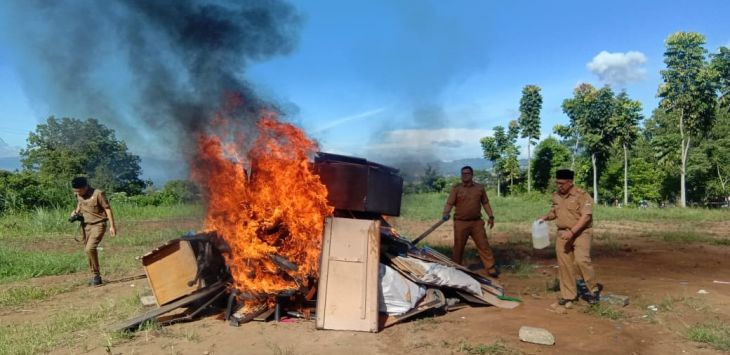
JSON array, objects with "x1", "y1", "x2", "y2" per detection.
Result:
[
  {"x1": 0, "y1": 193, "x2": 729, "y2": 354},
  {"x1": 0, "y1": 203, "x2": 204, "y2": 284},
  {"x1": 401, "y1": 192, "x2": 730, "y2": 223}
]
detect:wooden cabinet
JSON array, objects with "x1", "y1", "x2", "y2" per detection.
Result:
[{"x1": 316, "y1": 217, "x2": 381, "y2": 332}]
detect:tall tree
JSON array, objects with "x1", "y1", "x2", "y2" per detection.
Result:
[
  {"x1": 611, "y1": 92, "x2": 643, "y2": 205},
  {"x1": 711, "y1": 46, "x2": 730, "y2": 110},
  {"x1": 702, "y1": 109, "x2": 730, "y2": 201},
  {"x1": 481, "y1": 129, "x2": 503, "y2": 197},
  {"x1": 21, "y1": 117, "x2": 146, "y2": 194},
  {"x1": 553, "y1": 123, "x2": 580, "y2": 169},
  {"x1": 562, "y1": 84, "x2": 616, "y2": 203},
  {"x1": 504, "y1": 120, "x2": 521, "y2": 193},
  {"x1": 518, "y1": 85, "x2": 543, "y2": 193},
  {"x1": 480, "y1": 121, "x2": 520, "y2": 196},
  {"x1": 658, "y1": 32, "x2": 718, "y2": 207}
]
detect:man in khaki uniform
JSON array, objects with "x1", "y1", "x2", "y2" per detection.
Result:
[
  {"x1": 538, "y1": 169, "x2": 601, "y2": 305},
  {"x1": 442, "y1": 166, "x2": 498, "y2": 277},
  {"x1": 70, "y1": 177, "x2": 118, "y2": 286}
]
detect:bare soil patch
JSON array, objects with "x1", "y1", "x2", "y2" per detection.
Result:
[{"x1": 4, "y1": 219, "x2": 730, "y2": 354}]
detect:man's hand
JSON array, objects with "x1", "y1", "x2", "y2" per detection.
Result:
[
  {"x1": 559, "y1": 229, "x2": 573, "y2": 241},
  {"x1": 564, "y1": 239, "x2": 575, "y2": 253},
  {"x1": 560, "y1": 230, "x2": 575, "y2": 253},
  {"x1": 537, "y1": 217, "x2": 546, "y2": 223},
  {"x1": 110, "y1": 225, "x2": 118, "y2": 237},
  {"x1": 487, "y1": 216, "x2": 495, "y2": 229},
  {"x1": 441, "y1": 214, "x2": 450, "y2": 222}
]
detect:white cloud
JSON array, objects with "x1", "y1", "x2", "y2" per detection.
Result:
[
  {"x1": 586, "y1": 51, "x2": 647, "y2": 86},
  {"x1": 366, "y1": 128, "x2": 491, "y2": 161},
  {"x1": 311, "y1": 107, "x2": 387, "y2": 133}
]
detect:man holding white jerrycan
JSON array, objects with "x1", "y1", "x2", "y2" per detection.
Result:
[{"x1": 537, "y1": 169, "x2": 602, "y2": 306}]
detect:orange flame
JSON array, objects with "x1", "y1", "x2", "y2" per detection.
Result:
[{"x1": 192, "y1": 110, "x2": 332, "y2": 311}]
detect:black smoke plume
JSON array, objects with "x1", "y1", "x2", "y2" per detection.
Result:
[{"x1": 1, "y1": 0, "x2": 301, "y2": 157}]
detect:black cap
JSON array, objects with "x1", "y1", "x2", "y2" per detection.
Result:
[{"x1": 556, "y1": 169, "x2": 574, "y2": 180}]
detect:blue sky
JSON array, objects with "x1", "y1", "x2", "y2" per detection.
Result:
[{"x1": 1, "y1": 0, "x2": 729, "y2": 163}]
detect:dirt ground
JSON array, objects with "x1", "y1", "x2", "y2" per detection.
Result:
[{"x1": 5, "y1": 219, "x2": 730, "y2": 355}]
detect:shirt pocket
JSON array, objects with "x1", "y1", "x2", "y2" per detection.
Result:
[
  {"x1": 565, "y1": 200, "x2": 580, "y2": 213},
  {"x1": 82, "y1": 198, "x2": 99, "y2": 209}
]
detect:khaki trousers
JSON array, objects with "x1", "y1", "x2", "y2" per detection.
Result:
[
  {"x1": 83, "y1": 222, "x2": 107, "y2": 277},
  {"x1": 452, "y1": 219, "x2": 495, "y2": 271},
  {"x1": 556, "y1": 229, "x2": 597, "y2": 299}
]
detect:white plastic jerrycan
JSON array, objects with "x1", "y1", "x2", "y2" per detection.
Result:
[{"x1": 531, "y1": 220, "x2": 550, "y2": 249}]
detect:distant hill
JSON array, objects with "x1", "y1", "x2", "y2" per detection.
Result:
[
  {"x1": 0, "y1": 155, "x2": 187, "y2": 187},
  {"x1": 390, "y1": 158, "x2": 492, "y2": 180},
  {"x1": 386, "y1": 157, "x2": 530, "y2": 181}
]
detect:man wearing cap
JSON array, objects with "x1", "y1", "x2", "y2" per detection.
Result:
[
  {"x1": 70, "y1": 176, "x2": 118, "y2": 286},
  {"x1": 442, "y1": 166, "x2": 498, "y2": 277},
  {"x1": 538, "y1": 169, "x2": 601, "y2": 305}
]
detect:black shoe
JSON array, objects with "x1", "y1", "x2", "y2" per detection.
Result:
[
  {"x1": 90, "y1": 276, "x2": 102, "y2": 286},
  {"x1": 486, "y1": 267, "x2": 500, "y2": 278},
  {"x1": 558, "y1": 297, "x2": 578, "y2": 306}
]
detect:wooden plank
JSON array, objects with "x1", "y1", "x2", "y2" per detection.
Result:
[
  {"x1": 109, "y1": 281, "x2": 225, "y2": 332},
  {"x1": 315, "y1": 218, "x2": 333, "y2": 330},
  {"x1": 316, "y1": 217, "x2": 380, "y2": 332},
  {"x1": 142, "y1": 239, "x2": 202, "y2": 306}
]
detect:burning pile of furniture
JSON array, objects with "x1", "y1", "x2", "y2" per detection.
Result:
[{"x1": 112, "y1": 153, "x2": 519, "y2": 333}]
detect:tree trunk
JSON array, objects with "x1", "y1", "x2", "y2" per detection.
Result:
[
  {"x1": 527, "y1": 140, "x2": 532, "y2": 193},
  {"x1": 592, "y1": 153, "x2": 598, "y2": 204},
  {"x1": 497, "y1": 177, "x2": 501, "y2": 197},
  {"x1": 510, "y1": 176, "x2": 513, "y2": 194},
  {"x1": 624, "y1": 143, "x2": 629, "y2": 206},
  {"x1": 679, "y1": 111, "x2": 689, "y2": 208},
  {"x1": 571, "y1": 138, "x2": 580, "y2": 170},
  {"x1": 717, "y1": 164, "x2": 727, "y2": 194}
]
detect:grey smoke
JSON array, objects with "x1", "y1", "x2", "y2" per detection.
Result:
[
  {"x1": 0, "y1": 0, "x2": 301, "y2": 159},
  {"x1": 432, "y1": 140, "x2": 462, "y2": 148}
]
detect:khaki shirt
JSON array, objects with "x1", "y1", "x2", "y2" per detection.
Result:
[
  {"x1": 77, "y1": 188, "x2": 110, "y2": 224},
  {"x1": 443, "y1": 182, "x2": 490, "y2": 221},
  {"x1": 546, "y1": 185, "x2": 593, "y2": 230}
]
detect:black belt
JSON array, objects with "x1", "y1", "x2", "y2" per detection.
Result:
[{"x1": 455, "y1": 218, "x2": 481, "y2": 221}]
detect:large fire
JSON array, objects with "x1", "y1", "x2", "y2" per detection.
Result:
[{"x1": 192, "y1": 110, "x2": 333, "y2": 312}]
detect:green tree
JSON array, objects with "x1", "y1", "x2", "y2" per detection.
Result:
[
  {"x1": 701, "y1": 109, "x2": 730, "y2": 201},
  {"x1": 422, "y1": 164, "x2": 441, "y2": 192},
  {"x1": 658, "y1": 32, "x2": 718, "y2": 207},
  {"x1": 553, "y1": 123, "x2": 580, "y2": 169},
  {"x1": 480, "y1": 121, "x2": 520, "y2": 196},
  {"x1": 711, "y1": 46, "x2": 730, "y2": 110},
  {"x1": 611, "y1": 92, "x2": 643, "y2": 205},
  {"x1": 21, "y1": 117, "x2": 146, "y2": 194},
  {"x1": 562, "y1": 84, "x2": 616, "y2": 204},
  {"x1": 531, "y1": 137, "x2": 572, "y2": 192},
  {"x1": 518, "y1": 84, "x2": 543, "y2": 193},
  {"x1": 481, "y1": 128, "x2": 505, "y2": 197}
]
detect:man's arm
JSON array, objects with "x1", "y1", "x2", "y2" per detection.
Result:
[
  {"x1": 98, "y1": 191, "x2": 118, "y2": 236},
  {"x1": 480, "y1": 188, "x2": 495, "y2": 229},
  {"x1": 105, "y1": 207, "x2": 117, "y2": 236},
  {"x1": 442, "y1": 187, "x2": 457, "y2": 220},
  {"x1": 71, "y1": 201, "x2": 80, "y2": 217}
]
